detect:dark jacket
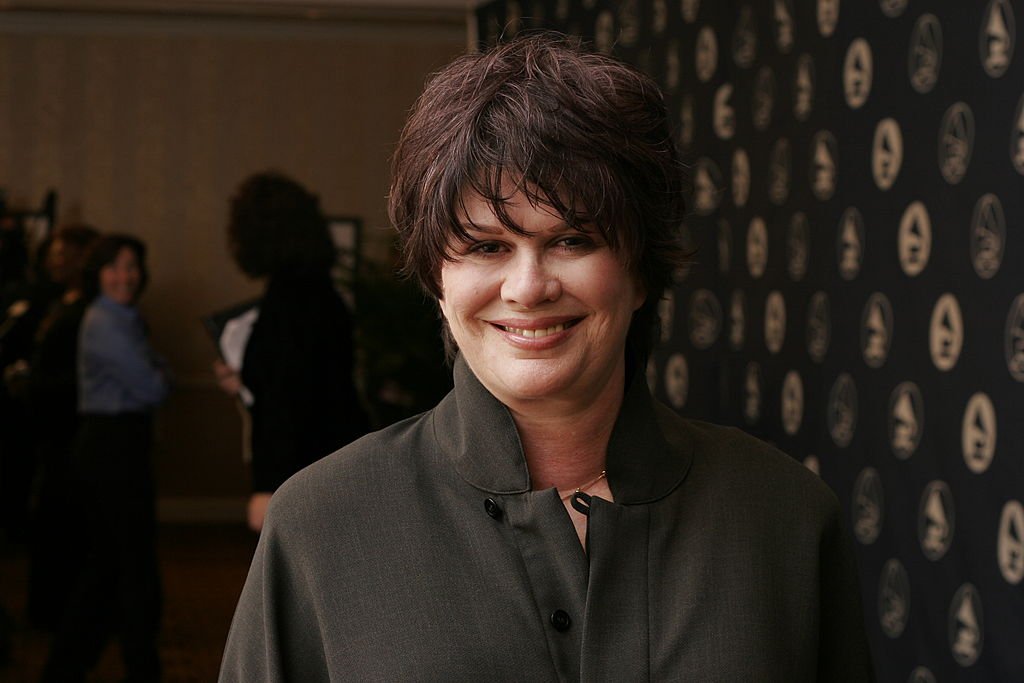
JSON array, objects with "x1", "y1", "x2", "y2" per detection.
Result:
[
  {"x1": 241, "y1": 273, "x2": 367, "y2": 492},
  {"x1": 220, "y1": 356, "x2": 874, "y2": 682}
]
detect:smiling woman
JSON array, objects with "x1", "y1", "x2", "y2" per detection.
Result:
[
  {"x1": 220, "y1": 34, "x2": 874, "y2": 682},
  {"x1": 42, "y1": 234, "x2": 169, "y2": 682}
]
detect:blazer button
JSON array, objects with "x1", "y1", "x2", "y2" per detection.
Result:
[
  {"x1": 550, "y1": 610, "x2": 571, "y2": 632},
  {"x1": 484, "y1": 498, "x2": 502, "y2": 520}
]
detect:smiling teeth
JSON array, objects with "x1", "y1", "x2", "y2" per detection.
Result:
[{"x1": 503, "y1": 323, "x2": 566, "y2": 338}]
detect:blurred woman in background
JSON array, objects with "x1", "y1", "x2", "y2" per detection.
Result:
[
  {"x1": 24, "y1": 223, "x2": 99, "y2": 629},
  {"x1": 43, "y1": 234, "x2": 169, "y2": 683},
  {"x1": 213, "y1": 172, "x2": 367, "y2": 532}
]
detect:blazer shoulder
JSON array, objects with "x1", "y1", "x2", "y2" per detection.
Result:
[
  {"x1": 671, "y1": 415, "x2": 840, "y2": 514},
  {"x1": 268, "y1": 410, "x2": 436, "y2": 523}
]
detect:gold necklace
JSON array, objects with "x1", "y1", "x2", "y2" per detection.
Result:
[{"x1": 558, "y1": 470, "x2": 607, "y2": 501}]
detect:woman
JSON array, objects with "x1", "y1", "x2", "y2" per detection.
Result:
[
  {"x1": 42, "y1": 234, "x2": 169, "y2": 682},
  {"x1": 24, "y1": 223, "x2": 99, "y2": 629},
  {"x1": 220, "y1": 36, "x2": 873, "y2": 681},
  {"x1": 213, "y1": 171, "x2": 368, "y2": 532}
]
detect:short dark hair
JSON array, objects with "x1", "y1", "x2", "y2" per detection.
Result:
[
  {"x1": 82, "y1": 234, "x2": 148, "y2": 302},
  {"x1": 228, "y1": 171, "x2": 335, "y2": 278},
  {"x1": 388, "y1": 33, "x2": 689, "y2": 356}
]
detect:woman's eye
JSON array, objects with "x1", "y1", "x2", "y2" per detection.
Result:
[
  {"x1": 468, "y1": 241, "x2": 503, "y2": 255},
  {"x1": 556, "y1": 235, "x2": 593, "y2": 249}
]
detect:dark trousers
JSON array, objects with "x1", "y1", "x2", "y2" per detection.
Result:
[{"x1": 41, "y1": 414, "x2": 162, "y2": 683}]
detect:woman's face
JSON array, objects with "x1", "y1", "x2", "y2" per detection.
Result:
[
  {"x1": 99, "y1": 246, "x2": 142, "y2": 306},
  {"x1": 438, "y1": 190, "x2": 643, "y2": 412}
]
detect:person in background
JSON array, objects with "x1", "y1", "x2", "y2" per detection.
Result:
[
  {"x1": 220, "y1": 35, "x2": 873, "y2": 681},
  {"x1": 213, "y1": 172, "x2": 368, "y2": 533},
  {"x1": 42, "y1": 234, "x2": 169, "y2": 683},
  {"x1": 24, "y1": 223, "x2": 100, "y2": 629},
  {"x1": 0, "y1": 232, "x2": 62, "y2": 542}
]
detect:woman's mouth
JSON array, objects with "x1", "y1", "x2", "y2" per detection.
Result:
[{"x1": 495, "y1": 319, "x2": 582, "y2": 339}]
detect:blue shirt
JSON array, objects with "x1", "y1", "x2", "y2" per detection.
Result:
[{"x1": 78, "y1": 295, "x2": 169, "y2": 414}]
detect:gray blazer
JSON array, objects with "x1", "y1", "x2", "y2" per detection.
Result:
[{"x1": 220, "y1": 357, "x2": 874, "y2": 681}]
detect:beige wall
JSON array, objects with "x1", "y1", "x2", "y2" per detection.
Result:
[{"x1": 0, "y1": 9, "x2": 465, "y2": 519}]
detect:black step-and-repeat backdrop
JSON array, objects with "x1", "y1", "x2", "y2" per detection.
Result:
[{"x1": 477, "y1": 1, "x2": 1022, "y2": 681}]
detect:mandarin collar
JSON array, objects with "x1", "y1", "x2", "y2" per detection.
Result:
[{"x1": 432, "y1": 355, "x2": 693, "y2": 505}]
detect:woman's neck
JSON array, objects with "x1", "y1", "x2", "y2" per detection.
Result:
[{"x1": 508, "y1": 370, "x2": 626, "y2": 492}]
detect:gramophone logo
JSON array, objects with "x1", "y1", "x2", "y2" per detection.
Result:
[
  {"x1": 733, "y1": 5, "x2": 758, "y2": 68},
  {"x1": 939, "y1": 102, "x2": 974, "y2": 185},
  {"x1": 794, "y1": 54, "x2": 815, "y2": 121},
  {"x1": 658, "y1": 288, "x2": 675, "y2": 343},
  {"x1": 980, "y1": 0, "x2": 1015, "y2": 79},
  {"x1": 1004, "y1": 294, "x2": 1024, "y2": 381},
  {"x1": 908, "y1": 667, "x2": 937, "y2": 683},
  {"x1": 919, "y1": 480, "x2": 954, "y2": 561},
  {"x1": 862, "y1": 292, "x2": 893, "y2": 369},
  {"x1": 787, "y1": 212, "x2": 809, "y2": 282},
  {"x1": 713, "y1": 84, "x2": 736, "y2": 140},
  {"x1": 689, "y1": 289, "x2": 722, "y2": 350},
  {"x1": 729, "y1": 289, "x2": 745, "y2": 350},
  {"x1": 930, "y1": 293, "x2": 964, "y2": 371},
  {"x1": 752, "y1": 67, "x2": 775, "y2": 131},
  {"x1": 743, "y1": 361, "x2": 762, "y2": 424},
  {"x1": 696, "y1": 26, "x2": 718, "y2": 82},
  {"x1": 844, "y1": 39, "x2": 872, "y2": 109},
  {"x1": 899, "y1": 201, "x2": 932, "y2": 277},
  {"x1": 837, "y1": 207, "x2": 864, "y2": 281},
  {"x1": 909, "y1": 13, "x2": 942, "y2": 94},
  {"x1": 913, "y1": 667, "x2": 937, "y2": 683},
  {"x1": 948, "y1": 583, "x2": 983, "y2": 667},
  {"x1": 828, "y1": 373, "x2": 857, "y2": 447},
  {"x1": 879, "y1": 0, "x2": 908, "y2": 18},
  {"x1": 781, "y1": 370, "x2": 803, "y2": 435},
  {"x1": 971, "y1": 193, "x2": 1005, "y2": 279},
  {"x1": 652, "y1": 0, "x2": 668, "y2": 34},
  {"x1": 878, "y1": 558, "x2": 910, "y2": 638},
  {"x1": 1013, "y1": 93, "x2": 1024, "y2": 175},
  {"x1": 998, "y1": 500, "x2": 1024, "y2": 585},
  {"x1": 693, "y1": 157, "x2": 722, "y2": 215},
  {"x1": 732, "y1": 148, "x2": 751, "y2": 207},
  {"x1": 853, "y1": 467, "x2": 883, "y2": 544},
  {"x1": 962, "y1": 392, "x2": 997, "y2": 474},
  {"x1": 890, "y1": 382, "x2": 924, "y2": 460},
  {"x1": 594, "y1": 10, "x2": 614, "y2": 54},
  {"x1": 764, "y1": 291, "x2": 786, "y2": 354},
  {"x1": 718, "y1": 219, "x2": 732, "y2": 273},
  {"x1": 665, "y1": 42, "x2": 680, "y2": 91},
  {"x1": 817, "y1": 0, "x2": 839, "y2": 37},
  {"x1": 811, "y1": 131, "x2": 838, "y2": 200},
  {"x1": 747, "y1": 217, "x2": 768, "y2": 278},
  {"x1": 617, "y1": 0, "x2": 640, "y2": 47},
  {"x1": 682, "y1": 0, "x2": 699, "y2": 24},
  {"x1": 873, "y1": 118, "x2": 903, "y2": 191},
  {"x1": 774, "y1": 0, "x2": 794, "y2": 54},
  {"x1": 803, "y1": 455, "x2": 820, "y2": 475},
  {"x1": 679, "y1": 94, "x2": 695, "y2": 148},
  {"x1": 768, "y1": 138, "x2": 791, "y2": 205},
  {"x1": 807, "y1": 291, "x2": 830, "y2": 363},
  {"x1": 664, "y1": 353, "x2": 689, "y2": 410}
]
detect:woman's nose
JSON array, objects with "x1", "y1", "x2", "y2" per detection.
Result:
[{"x1": 500, "y1": 253, "x2": 561, "y2": 307}]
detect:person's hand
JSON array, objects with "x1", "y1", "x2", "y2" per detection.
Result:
[
  {"x1": 247, "y1": 492, "x2": 272, "y2": 532},
  {"x1": 213, "y1": 359, "x2": 242, "y2": 396}
]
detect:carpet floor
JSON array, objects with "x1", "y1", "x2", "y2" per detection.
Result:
[{"x1": 0, "y1": 524, "x2": 256, "y2": 682}]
